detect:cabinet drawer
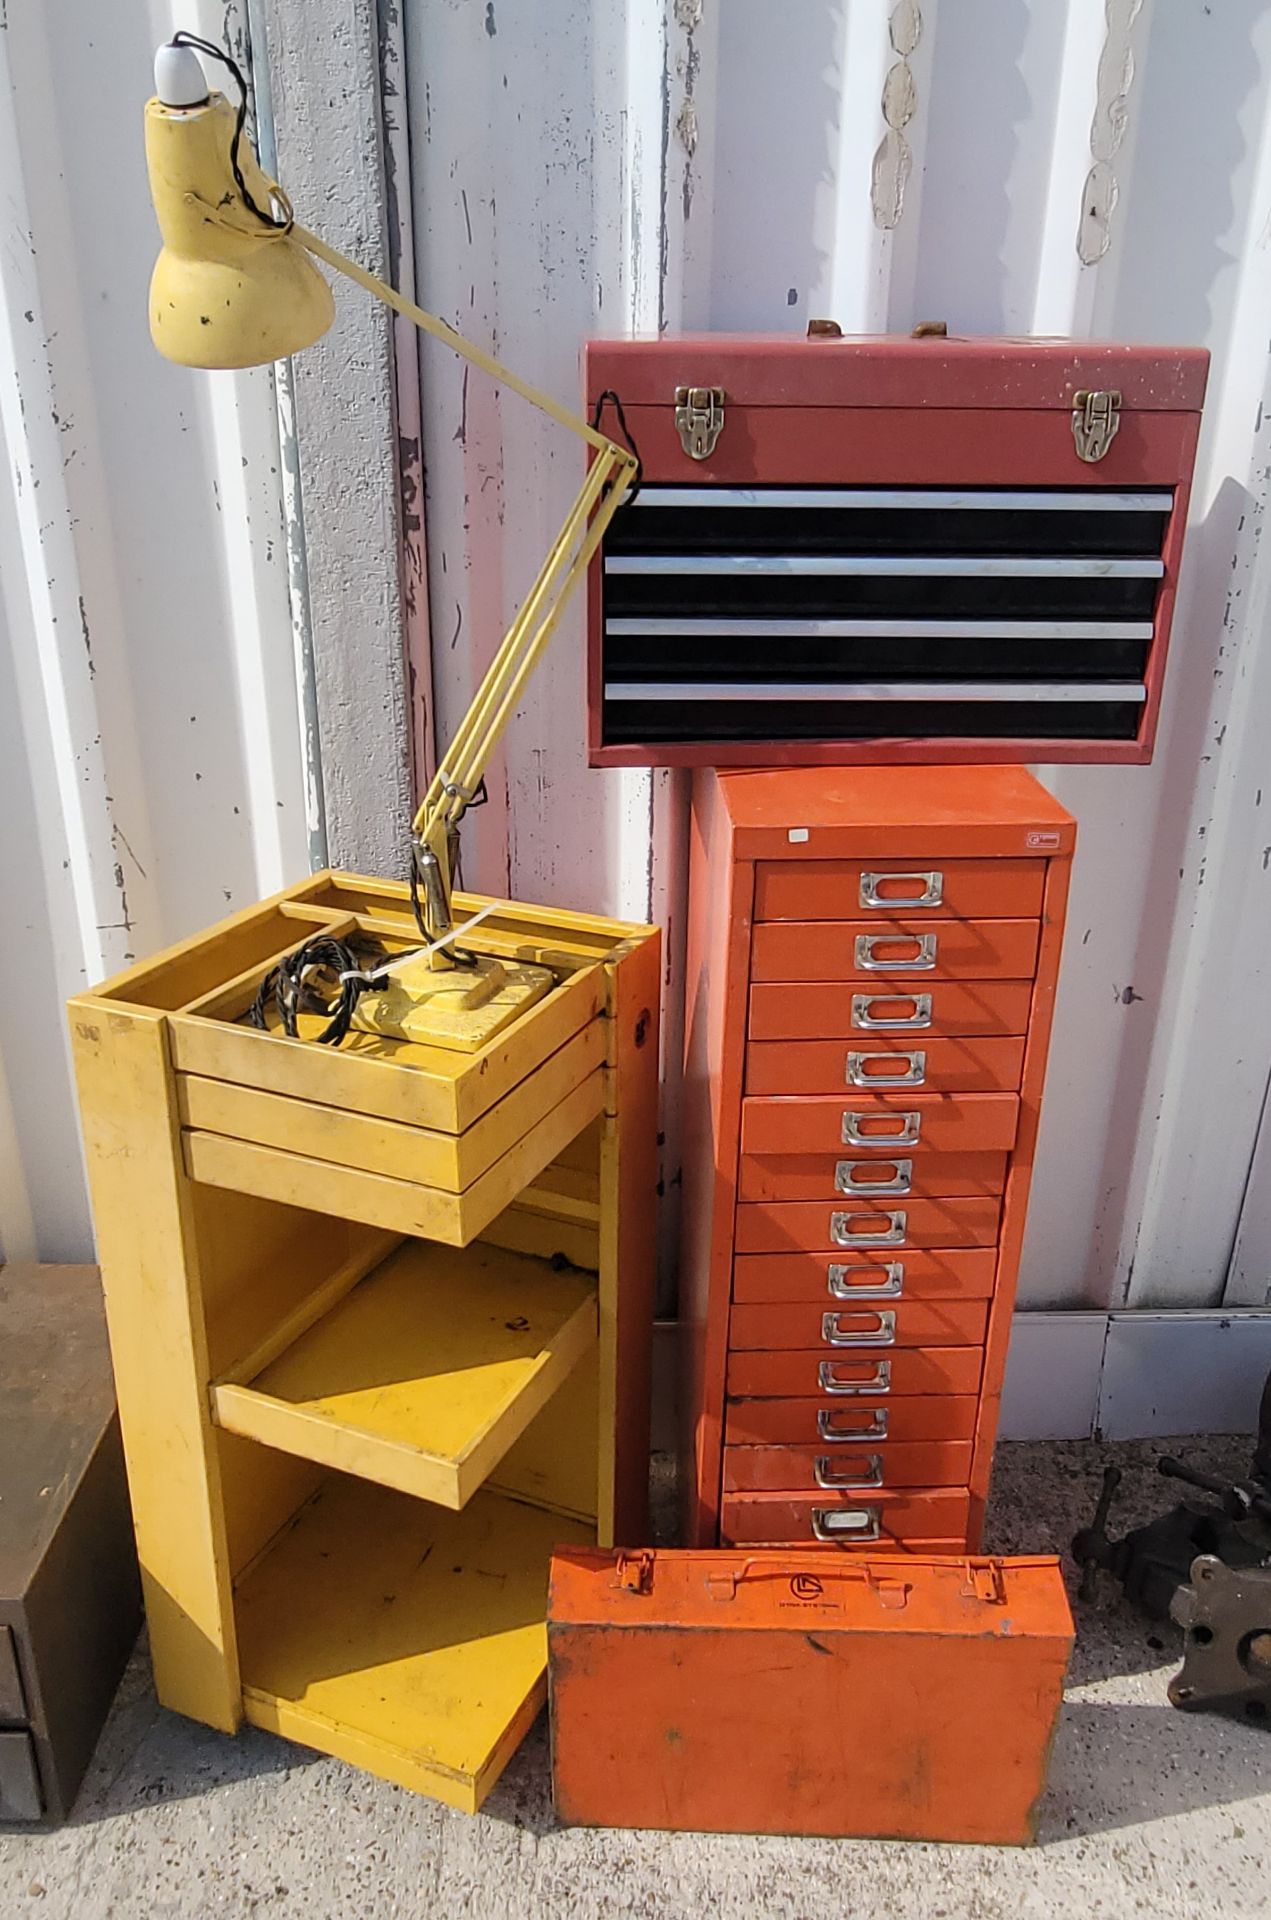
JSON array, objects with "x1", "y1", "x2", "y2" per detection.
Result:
[
  {"x1": 740, "y1": 1093, "x2": 1019, "y2": 1157},
  {"x1": 0, "y1": 1628, "x2": 25, "y2": 1724},
  {"x1": 0, "y1": 1729, "x2": 42, "y2": 1822},
  {"x1": 754, "y1": 859, "x2": 1044, "y2": 923},
  {"x1": 732, "y1": 1248, "x2": 998, "y2": 1304},
  {"x1": 726, "y1": 1346, "x2": 983, "y2": 1398},
  {"x1": 722, "y1": 1440, "x2": 973, "y2": 1493},
  {"x1": 746, "y1": 1036, "x2": 1025, "y2": 1096},
  {"x1": 721, "y1": 1488, "x2": 971, "y2": 1547},
  {"x1": 729, "y1": 1299, "x2": 989, "y2": 1351},
  {"x1": 725, "y1": 1393, "x2": 980, "y2": 1447},
  {"x1": 735, "y1": 1197, "x2": 1000, "y2": 1253},
  {"x1": 751, "y1": 918, "x2": 1040, "y2": 984},
  {"x1": 748, "y1": 979, "x2": 1033, "y2": 1041},
  {"x1": 738, "y1": 1150, "x2": 1006, "y2": 1204}
]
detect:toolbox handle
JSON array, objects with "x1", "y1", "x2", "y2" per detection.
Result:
[
  {"x1": 859, "y1": 870, "x2": 944, "y2": 911},
  {"x1": 846, "y1": 1050, "x2": 927, "y2": 1089},
  {"x1": 841, "y1": 1109, "x2": 922, "y2": 1148},
  {"x1": 818, "y1": 1406, "x2": 889, "y2": 1441},
  {"x1": 822, "y1": 1309, "x2": 897, "y2": 1348},
  {"x1": 851, "y1": 992, "x2": 933, "y2": 1031},
  {"x1": 827, "y1": 1260, "x2": 904, "y2": 1300},
  {"x1": 854, "y1": 932, "x2": 937, "y2": 973},
  {"x1": 811, "y1": 1506, "x2": 883, "y2": 1543},
  {"x1": 818, "y1": 1358, "x2": 892, "y2": 1395},
  {"x1": 814, "y1": 1452, "x2": 884, "y2": 1489},
  {"x1": 835, "y1": 1158, "x2": 912, "y2": 1196}
]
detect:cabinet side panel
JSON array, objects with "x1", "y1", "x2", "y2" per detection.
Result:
[
  {"x1": 66, "y1": 1002, "x2": 241, "y2": 1732},
  {"x1": 679, "y1": 776, "x2": 753, "y2": 1545},
  {"x1": 970, "y1": 854, "x2": 1074, "y2": 1543}
]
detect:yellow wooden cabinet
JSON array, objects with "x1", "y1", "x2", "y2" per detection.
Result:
[{"x1": 68, "y1": 871, "x2": 659, "y2": 1813}]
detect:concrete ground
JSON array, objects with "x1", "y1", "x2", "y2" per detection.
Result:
[{"x1": 3, "y1": 1437, "x2": 1269, "y2": 1920}]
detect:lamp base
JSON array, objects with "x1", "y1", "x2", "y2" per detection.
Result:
[{"x1": 350, "y1": 951, "x2": 555, "y2": 1052}]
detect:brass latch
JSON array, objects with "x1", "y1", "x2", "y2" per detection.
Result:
[
  {"x1": 1071, "y1": 388, "x2": 1121, "y2": 463},
  {"x1": 675, "y1": 385, "x2": 725, "y2": 460}
]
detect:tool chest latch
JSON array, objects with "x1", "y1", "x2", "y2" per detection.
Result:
[
  {"x1": 674, "y1": 385, "x2": 725, "y2": 460},
  {"x1": 1071, "y1": 388, "x2": 1121, "y2": 462},
  {"x1": 963, "y1": 1560, "x2": 1008, "y2": 1605},
  {"x1": 613, "y1": 1550, "x2": 655, "y2": 1594}
]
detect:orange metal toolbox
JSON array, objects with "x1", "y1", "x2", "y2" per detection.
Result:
[{"x1": 548, "y1": 1545, "x2": 1073, "y2": 1843}]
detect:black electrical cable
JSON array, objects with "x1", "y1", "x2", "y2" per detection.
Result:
[
  {"x1": 247, "y1": 935, "x2": 385, "y2": 1047},
  {"x1": 170, "y1": 31, "x2": 292, "y2": 232},
  {"x1": 590, "y1": 388, "x2": 642, "y2": 505}
]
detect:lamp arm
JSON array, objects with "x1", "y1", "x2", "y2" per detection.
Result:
[
  {"x1": 294, "y1": 225, "x2": 617, "y2": 456},
  {"x1": 291, "y1": 223, "x2": 638, "y2": 946}
]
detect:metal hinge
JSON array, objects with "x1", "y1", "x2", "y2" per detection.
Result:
[
  {"x1": 1071, "y1": 388, "x2": 1121, "y2": 463},
  {"x1": 674, "y1": 384, "x2": 725, "y2": 460}
]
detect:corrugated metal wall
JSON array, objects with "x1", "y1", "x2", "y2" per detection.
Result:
[
  {"x1": 6, "y1": 0, "x2": 1271, "y2": 1339},
  {"x1": 0, "y1": 2, "x2": 311, "y2": 1259}
]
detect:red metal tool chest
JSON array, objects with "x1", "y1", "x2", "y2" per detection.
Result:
[
  {"x1": 585, "y1": 334, "x2": 1207, "y2": 766},
  {"x1": 679, "y1": 763, "x2": 1074, "y2": 1552},
  {"x1": 548, "y1": 1545, "x2": 1074, "y2": 1843}
]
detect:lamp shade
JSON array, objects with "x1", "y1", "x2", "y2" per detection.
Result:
[{"x1": 145, "y1": 91, "x2": 334, "y2": 369}]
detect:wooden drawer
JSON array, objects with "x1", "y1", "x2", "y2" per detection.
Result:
[
  {"x1": 721, "y1": 1440, "x2": 973, "y2": 1492},
  {"x1": 721, "y1": 1488, "x2": 972, "y2": 1547},
  {"x1": 749, "y1": 979, "x2": 1033, "y2": 1041},
  {"x1": 726, "y1": 1346, "x2": 983, "y2": 1399},
  {"x1": 724, "y1": 1393, "x2": 980, "y2": 1447},
  {"x1": 751, "y1": 918, "x2": 1040, "y2": 984},
  {"x1": 732, "y1": 1248, "x2": 997, "y2": 1304},
  {"x1": 735, "y1": 1197, "x2": 1001, "y2": 1253},
  {"x1": 728, "y1": 1299, "x2": 989, "y2": 1351},
  {"x1": 738, "y1": 1150, "x2": 1006, "y2": 1203},
  {"x1": 746, "y1": 1036, "x2": 1026, "y2": 1096},
  {"x1": 740, "y1": 1093, "x2": 1019, "y2": 1157},
  {"x1": 754, "y1": 859, "x2": 1045, "y2": 923}
]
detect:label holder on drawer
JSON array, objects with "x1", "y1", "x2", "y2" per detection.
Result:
[
  {"x1": 859, "y1": 871, "x2": 944, "y2": 911},
  {"x1": 818, "y1": 1358, "x2": 892, "y2": 1395},
  {"x1": 828, "y1": 1260, "x2": 905, "y2": 1299},
  {"x1": 819, "y1": 1406, "x2": 889, "y2": 1440},
  {"x1": 841, "y1": 1109, "x2": 922, "y2": 1147},
  {"x1": 835, "y1": 1158, "x2": 912, "y2": 1196},
  {"x1": 851, "y1": 993, "x2": 933, "y2": 1031},
  {"x1": 831, "y1": 1208, "x2": 907, "y2": 1246},
  {"x1": 854, "y1": 933, "x2": 937, "y2": 973},
  {"x1": 846, "y1": 1051, "x2": 927, "y2": 1088}
]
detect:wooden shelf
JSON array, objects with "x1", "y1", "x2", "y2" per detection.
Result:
[
  {"x1": 212, "y1": 1238, "x2": 596, "y2": 1510},
  {"x1": 235, "y1": 1474, "x2": 591, "y2": 1813}
]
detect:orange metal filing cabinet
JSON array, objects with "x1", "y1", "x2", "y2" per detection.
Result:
[
  {"x1": 548, "y1": 1544, "x2": 1074, "y2": 1844},
  {"x1": 679, "y1": 764, "x2": 1074, "y2": 1552}
]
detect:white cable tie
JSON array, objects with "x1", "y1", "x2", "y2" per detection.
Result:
[{"x1": 337, "y1": 898, "x2": 503, "y2": 984}]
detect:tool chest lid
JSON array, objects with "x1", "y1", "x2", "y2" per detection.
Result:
[
  {"x1": 585, "y1": 335, "x2": 1209, "y2": 412},
  {"x1": 549, "y1": 1546, "x2": 1075, "y2": 1641}
]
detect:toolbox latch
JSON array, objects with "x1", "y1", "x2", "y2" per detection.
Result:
[
  {"x1": 613, "y1": 1550, "x2": 654, "y2": 1594},
  {"x1": 963, "y1": 1560, "x2": 1008, "y2": 1605},
  {"x1": 1071, "y1": 388, "x2": 1121, "y2": 463},
  {"x1": 674, "y1": 385, "x2": 725, "y2": 460}
]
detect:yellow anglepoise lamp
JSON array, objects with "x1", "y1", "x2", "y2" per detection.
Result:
[{"x1": 146, "y1": 34, "x2": 637, "y2": 1049}]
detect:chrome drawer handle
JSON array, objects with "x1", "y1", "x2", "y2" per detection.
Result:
[
  {"x1": 860, "y1": 870, "x2": 943, "y2": 910},
  {"x1": 818, "y1": 1406, "x2": 889, "y2": 1441},
  {"x1": 841, "y1": 1110, "x2": 921, "y2": 1148},
  {"x1": 851, "y1": 992, "x2": 932, "y2": 1031},
  {"x1": 822, "y1": 1309, "x2": 897, "y2": 1348},
  {"x1": 814, "y1": 1453, "x2": 884, "y2": 1490},
  {"x1": 835, "y1": 1158, "x2": 912, "y2": 1197},
  {"x1": 828, "y1": 1260, "x2": 904, "y2": 1300},
  {"x1": 855, "y1": 932, "x2": 937, "y2": 973},
  {"x1": 846, "y1": 1050, "x2": 927, "y2": 1088},
  {"x1": 811, "y1": 1505, "x2": 882, "y2": 1543},
  {"x1": 818, "y1": 1358, "x2": 892, "y2": 1395},
  {"x1": 830, "y1": 1208, "x2": 907, "y2": 1247}
]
